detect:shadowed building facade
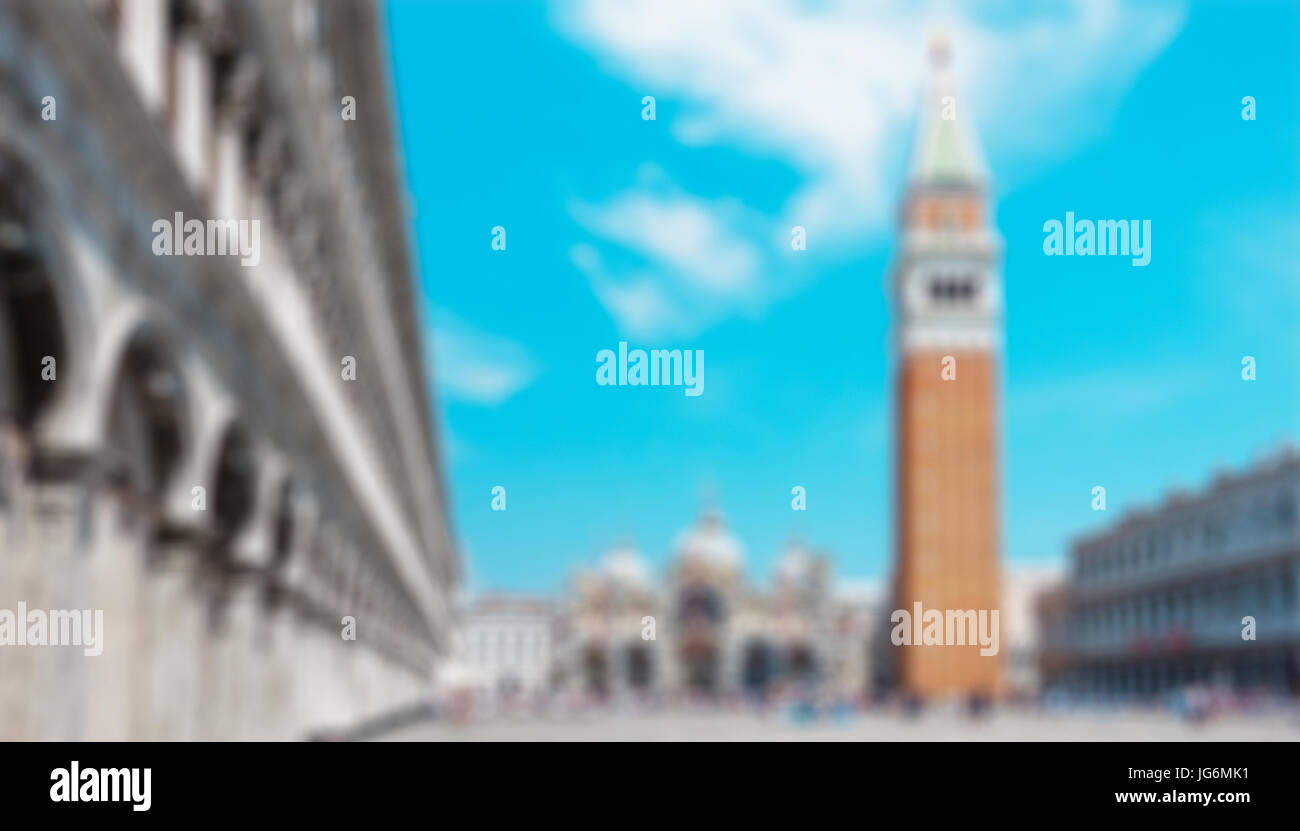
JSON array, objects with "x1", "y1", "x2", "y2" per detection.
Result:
[
  {"x1": 0, "y1": 0, "x2": 456, "y2": 739},
  {"x1": 1040, "y1": 448, "x2": 1300, "y2": 699},
  {"x1": 889, "y1": 37, "x2": 1003, "y2": 698}
]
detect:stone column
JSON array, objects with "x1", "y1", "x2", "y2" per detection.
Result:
[
  {"x1": 134, "y1": 529, "x2": 206, "y2": 740},
  {"x1": 0, "y1": 429, "x2": 34, "y2": 739},
  {"x1": 22, "y1": 460, "x2": 99, "y2": 741},
  {"x1": 170, "y1": 28, "x2": 213, "y2": 193},
  {"x1": 116, "y1": 0, "x2": 167, "y2": 114},
  {"x1": 213, "y1": 53, "x2": 260, "y2": 222},
  {"x1": 80, "y1": 484, "x2": 148, "y2": 740},
  {"x1": 259, "y1": 494, "x2": 316, "y2": 739}
]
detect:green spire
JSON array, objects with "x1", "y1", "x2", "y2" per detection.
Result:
[{"x1": 909, "y1": 32, "x2": 987, "y2": 189}]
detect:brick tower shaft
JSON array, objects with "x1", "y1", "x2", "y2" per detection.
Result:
[{"x1": 890, "y1": 34, "x2": 1004, "y2": 698}]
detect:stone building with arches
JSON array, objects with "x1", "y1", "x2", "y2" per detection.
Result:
[
  {"x1": 560, "y1": 508, "x2": 881, "y2": 704},
  {"x1": 0, "y1": 0, "x2": 456, "y2": 739}
]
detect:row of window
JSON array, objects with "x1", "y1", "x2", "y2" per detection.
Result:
[
  {"x1": 1074, "y1": 488, "x2": 1297, "y2": 583},
  {"x1": 927, "y1": 277, "x2": 978, "y2": 302},
  {"x1": 92, "y1": 1, "x2": 433, "y2": 556},
  {"x1": 469, "y1": 627, "x2": 550, "y2": 665},
  {"x1": 1067, "y1": 567, "x2": 1298, "y2": 642}
]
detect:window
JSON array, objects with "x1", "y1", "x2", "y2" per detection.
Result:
[
  {"x1": 928, "y1": 276, "x2": 978, "y2": 304},
  {"x1": 1278, "y1": 491, "x2": 1296, "y2": 527},
  {"x1": 1258, "y1": 575, "x2": 1274, "y2": 609},
  {"x1": 1280, "y1": 569, "x2": 1296, "y2": 609},
  {"x1": 1203, "y1": 519, "x2": 1225, "y2": 549}
]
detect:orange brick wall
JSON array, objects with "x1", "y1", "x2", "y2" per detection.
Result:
[{"x1": 894, "y1": 349, "x2": 1002, "y2": 697}]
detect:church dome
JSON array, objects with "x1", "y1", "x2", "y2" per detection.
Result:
[
  {"x1": 675, "y1": 507, "x2": 743, "y2": 570},
  {"x1": 601, "y1": 540, "x2": 651, "y2": 588}
]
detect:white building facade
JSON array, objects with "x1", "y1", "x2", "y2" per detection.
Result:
[
  {"x1": 1044, "y1": 448, "x2": 1300, "y2": 698},
  {"x1": 456, "y1": 595, "x2": 556, "y2": 696},
  {"x1": 562, "y1": 509, "x2": 880, "y2": 703},
  {"x1": 0, "y1": 0, "x2": 457, "y2": 739}
]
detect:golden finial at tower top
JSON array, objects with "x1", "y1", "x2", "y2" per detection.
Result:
[{"x1": 928, "y1": 30, "x2": 951, "y2": 70}]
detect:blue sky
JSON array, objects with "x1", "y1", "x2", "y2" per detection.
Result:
[{"x1": 386, "y1": 0, "x2": 1300, "y2": 593}]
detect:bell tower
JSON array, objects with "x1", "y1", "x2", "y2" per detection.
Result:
[{"x1": 890, "y1": 34, "x2": 1003, "y2": 698}]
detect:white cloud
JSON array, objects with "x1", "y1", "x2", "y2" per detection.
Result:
[
  {"x1": 556, "y1": 0, "x2": 1185, "y2": 243},
  {"x1": 569, "y1": 173, "x2": 771, "y2": 337},
  {"x1": 428, "y1": 309, "x2": 540, "y2": 406},
  {"x1": 572, "y1": 256, "x2": 682, "y2": 340},
  {"x1": 573, "y1": 189, "x2": 759, "y2": 295},
  {"x1": 555, "y1": 0, "x2": 1184, "y2": 339}
]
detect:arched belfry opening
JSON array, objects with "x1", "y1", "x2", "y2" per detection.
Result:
[{"x1": 105, "y1": 330, "x2": 187, "y2": 502}]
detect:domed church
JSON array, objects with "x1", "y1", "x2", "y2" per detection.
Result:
[{"x1": 563, "y1": 506, "x2": 879, "y2": 702}]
